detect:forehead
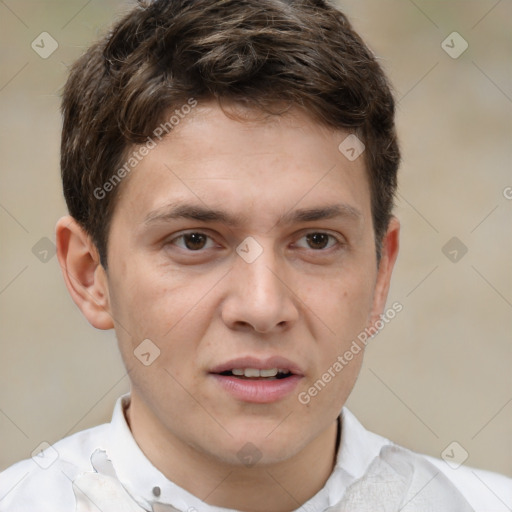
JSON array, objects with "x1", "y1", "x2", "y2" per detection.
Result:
[{"x1": 113, "y1": 102, "x2": 372, "y2": 229}]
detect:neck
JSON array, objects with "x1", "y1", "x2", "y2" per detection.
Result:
[{"x1": 126, "y1": 396, "x2": 340, "y2": 512}]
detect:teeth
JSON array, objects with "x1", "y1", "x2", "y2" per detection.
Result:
[{"x1": 230, "y1": 368, "x2": 289, "y2": 378}]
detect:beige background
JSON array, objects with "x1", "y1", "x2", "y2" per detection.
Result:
[{"x1": 1, "y1": 0, "x2": 511, "y2": 478}]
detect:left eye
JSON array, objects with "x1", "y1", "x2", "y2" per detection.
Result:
[
  {"x1": 295, "y1": 232, "x2": 338, "y2": 250},
  {"x1": 171, "y1": 232, "x2": 216, "y2": 251}
]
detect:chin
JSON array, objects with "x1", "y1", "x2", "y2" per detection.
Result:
[{"x1": 212, "y1": 424, "x2": 305, "y2": 467}]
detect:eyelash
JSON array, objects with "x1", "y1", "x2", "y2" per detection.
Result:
[
  {"x1": 169, "y1": 232, "x2": 218, "y2": 251},
  {"x1": 167, "y1": 230, "x2": 342, "y2": 252}
]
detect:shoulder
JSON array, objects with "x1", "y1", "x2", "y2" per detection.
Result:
[
  {"x1": 341, "y1": 409, "x2": 512, "y2": 511},
  {"x1": 0, "y1": 423, "x2": 109, "y2": 512},
  {"x1": 424, "y1": 454, "x2": 512, "y2": 512}
]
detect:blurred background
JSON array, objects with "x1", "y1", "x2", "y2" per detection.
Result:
[{"x1": 0, "y1": 0, "x2": 511, "y2": 478}]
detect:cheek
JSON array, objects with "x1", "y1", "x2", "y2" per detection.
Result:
[
  {"x1": 300, "y1": 263, "x2": 376, "y2": 344},
  {"x1": 296, "y1": 271, "x2": 371, "y2": 414},
  {"x1": 108, "y1": 262, "x2": 218, "y2": 355}
]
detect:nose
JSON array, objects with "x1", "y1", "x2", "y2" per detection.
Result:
[{"x1": 220, "y1": 246, "x2": 299, "y2": 334}]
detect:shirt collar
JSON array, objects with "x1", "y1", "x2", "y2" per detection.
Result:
[{"x1": 107, "y1": 394, "x2": 387, "y2": 512}]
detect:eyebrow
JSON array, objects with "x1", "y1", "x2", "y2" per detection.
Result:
[{"x1": 143, "y1": 202, "x2": 362, "y2": 227}]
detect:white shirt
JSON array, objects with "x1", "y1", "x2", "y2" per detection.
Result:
[{"x1": 0, "y1": 394, "x2": 511, "y2": 511}]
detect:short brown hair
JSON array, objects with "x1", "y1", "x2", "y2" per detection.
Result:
[{"x1": 61, "y1": 0, "x2": 400, "y2": 267}]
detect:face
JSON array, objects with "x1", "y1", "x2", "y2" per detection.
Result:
[{"x1": 101, "y1": 102, "x2": 398, "y2": 466}]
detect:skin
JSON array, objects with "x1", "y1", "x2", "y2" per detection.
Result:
[{"x1": 56, "y1": 101, "x2": 399, "y2": 512}]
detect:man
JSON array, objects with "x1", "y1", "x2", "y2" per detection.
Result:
[{"x1": 1, "y1": 0, "x2": 510, "y2": 510}]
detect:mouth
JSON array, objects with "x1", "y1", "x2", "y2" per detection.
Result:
[
  {"x1": 209, "y1": 356, "x2": 303, "y2": 403},
  {"x1": 217, "y1": 368, "x2": 294, "y2": 380}
]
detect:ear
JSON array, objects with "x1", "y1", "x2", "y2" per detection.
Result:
[
  {"x1": 56, "y1": 216, "x2": 114, "y2": 330},
  {"x1": 369, "y1": 216, "x2": 400, "y2": 325}
]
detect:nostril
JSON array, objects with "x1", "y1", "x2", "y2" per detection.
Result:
[{"x1": 233, "y1": 320, "x2": 253, "y2": 330}]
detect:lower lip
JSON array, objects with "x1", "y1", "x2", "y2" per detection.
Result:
[{"x1": 210, "y1": 374, "x2": 302, "y2": 403}]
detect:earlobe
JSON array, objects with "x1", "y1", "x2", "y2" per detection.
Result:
[
  {"x1": 56, "y1": 216, "x2": 114, "y2": 330},
  {"x1": 370, "y1": 217, "x2": 400, "y2": 325}
]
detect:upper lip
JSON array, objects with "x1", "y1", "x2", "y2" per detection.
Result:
[{"x1": 210, "y1": 356, "x2": 304, "y2": 376}]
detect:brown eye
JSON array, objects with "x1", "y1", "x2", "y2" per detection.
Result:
[
  {"x1": 171, "y1": 232, "x2": 214, "y2": 251},
  {"x1": 183, "y1": 233, "x2": 208, "y2": 250},
  {"x1": 305, "y1": 233, "x2": 331, "y2": 250}
]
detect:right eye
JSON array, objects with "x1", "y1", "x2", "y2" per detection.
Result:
[{"x1": 168, "y1": 232, "x2": 216, "y2": 251}]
